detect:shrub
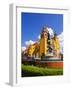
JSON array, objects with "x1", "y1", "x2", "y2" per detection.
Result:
[{"x1": 21, "y1": 64, "x2": 63, "y2": 77}]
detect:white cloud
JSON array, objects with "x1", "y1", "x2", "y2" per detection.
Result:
[
  {"x1": 22, "y1": 46, "x2": 26, "y2": 51},
  {"x1": 38, "y1": 35, "x2": 41, "y2": 39},
  {"x1": 46, "y1": 27, "x2": 54, "y2": 38},
  {"x1": 25, "y1": 40, "x2": 35, "y2": 46},
  {"x1": 57, "y1": 32, "x2": 63, "y2": 53},
  {"x1": 58, "y1": 32, "x2": 63, "y2": 42}
]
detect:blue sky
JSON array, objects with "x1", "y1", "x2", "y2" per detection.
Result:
[{"x1": 21, "y1": 12, "x2": 63, "y2": 47}]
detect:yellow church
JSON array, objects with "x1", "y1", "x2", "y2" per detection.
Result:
[{"x1": 24, "y1": 26, "x2": 61, "y2": 59}]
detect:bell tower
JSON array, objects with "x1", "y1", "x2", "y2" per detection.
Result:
[{"x1": 40, "y1": 26, "x2": 48, "y2": 57}]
